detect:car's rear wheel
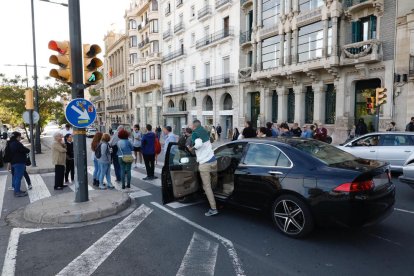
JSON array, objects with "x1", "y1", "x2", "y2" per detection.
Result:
[{"x1": 272, "y1": 194, "x2": 314, "y2": 238}]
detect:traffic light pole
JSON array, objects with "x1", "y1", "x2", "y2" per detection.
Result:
[{"x1": 68, "y1": 0, "x2": 88, "y2": 202}]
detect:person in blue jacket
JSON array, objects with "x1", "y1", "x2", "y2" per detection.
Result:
[{"x1": 141, "y1": 124, "x2": 157, "y2": 181}]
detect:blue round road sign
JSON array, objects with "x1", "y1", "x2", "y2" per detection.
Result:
[{"x1": 65, "y1": 98, "x2": 97, "y2": 128}]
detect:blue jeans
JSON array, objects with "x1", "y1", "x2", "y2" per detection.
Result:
[
  {"x1": 12, "y1": 163, "x2": 25, "y2": 193},
  {"x1": 93, "y1": 158, "x2": 100, "y2": 180},
  {"x1": 98, "y1": 162, "x2": 113, "y2": 188},
  {"x1": 119, "y1": 158, "x2": 132, "y2": 187}
]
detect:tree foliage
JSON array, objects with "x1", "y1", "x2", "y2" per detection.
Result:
[{"x1": 0, "y1": 74, "x2": 70, "y2": 128}]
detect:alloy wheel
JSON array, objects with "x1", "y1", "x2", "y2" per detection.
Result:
[{"x1": 274, "y1": 199, "x2": 305, "y2": 235}]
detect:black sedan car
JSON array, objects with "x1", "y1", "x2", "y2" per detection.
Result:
[{"x1": 162, "y1": 138, "x2": 395, "y2": 238}]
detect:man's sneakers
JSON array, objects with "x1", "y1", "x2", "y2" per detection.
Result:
[
  {"x1": 14, "y1": 191, "x2": 28, "y2": 197},
  {"x1": 27, "y1": 184, "x2": 33, "y2": 190},
  {"x1": 205, "y1": 209, "x2": 219, "y2": 217}
]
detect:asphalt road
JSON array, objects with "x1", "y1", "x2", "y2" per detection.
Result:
[{"x1": 0, "y1": 139, "x2": 414, "y2": 275}]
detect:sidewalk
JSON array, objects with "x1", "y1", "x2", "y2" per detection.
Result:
[{"x1": 26, "y1": 137, "x2": 55, "y2": 174}]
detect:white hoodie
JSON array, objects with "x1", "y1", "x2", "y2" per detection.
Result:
[{"x1": 194, "y1": 138, "x2": 214, "y2": 164}]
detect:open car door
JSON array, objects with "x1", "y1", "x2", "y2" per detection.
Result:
[{"x1": 162, "y1": 142, "x2": 199, "y2": 204}]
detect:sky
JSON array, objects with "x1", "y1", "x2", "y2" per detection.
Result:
[{"x1": 0, "y1": 0, "x2": 130, "y2": 86}]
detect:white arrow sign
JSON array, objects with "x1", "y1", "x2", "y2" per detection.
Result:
[{"x1": 71, "y1": 105, "x2": 90, "y2": 120}]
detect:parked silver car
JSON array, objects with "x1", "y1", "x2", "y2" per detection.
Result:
[
  {"x1": 337, "y1": 132, "x2": 414, "y2": 172},
  {"x1": 399, "y1": 154, "x2": 414, "y2": 189}
]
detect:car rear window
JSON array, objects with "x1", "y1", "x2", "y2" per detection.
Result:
[{"x1": 289, "y1": 140, "x2": 357, "y2": 165}]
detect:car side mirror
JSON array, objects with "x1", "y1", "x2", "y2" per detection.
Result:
[{"x1": 180, "y1": 157, "x2": 190, "y2": 164}]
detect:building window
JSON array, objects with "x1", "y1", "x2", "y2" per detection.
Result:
[
  {"x1": 191, "y1": 66, "x2": 196, "y2": 81},
  {"x1": 129, "y1": 19, "x2": 137, "y2": 29},
  {"x1": 262, "y1": 35, "x2": 280, "y2": 69},
  {"x1": 223, "y1": 93, "x2": 233, "y2": 110},
  {"x1": 129, "y1": 36, "x2": 137, "y2": 47},
  {"x1": 157, "y1": 64, "x2": 161, "y2": 80},
  {"x1": 150, "y1": 19, "x2": 159, "y2": 33},
  {"x1": 272, "y1": 90, "x2": 278, "y2": 122},
  {"x1": 168, "y1": 100, "x2": 174, "y2": 108},
  {"x1": 152, "y1": 0, "x2": 158, "y2": 11},
  {"x1": 129, "y1": 53, "x2": 137, "y2": 64},
  {"x1": 298, "y1": 21, "x2": 324, "y2": 62},
  {"x1": 203, "y1": 96, "x2": 213, "y2": 111},
  {"x1": 299, "y1": 0, "x2": 323, "y2": 13},
  {"x1": 179, "y1": 99, "x2": 187, "y2": 111},
  {"x1": 304, "y1": 86, "x2": 314, "y2": 124},
  {"x1": 150, "y1": 65, "x2": 155, "y2": 80},
  {"x1": 247, "y1": 51, "x2": 253, "y2": 67},
  {"x1": 130, "y1": 73, "x2": 134, "y2": 86},
  {"x1": 262, "y1": 0, "x2": 280, "y2": 28},
  {"x1": 352, "y1": 15, "x2": 377, "y2": 42},
  {"x1": 180, "y1": 69, "x2": 184, "y2": 84},
  {"x1": 191, "y1": 33, "x2": 195, "y2": 45},
  {"x1": 287, "y1": 88, "x2": 295, "y2": 123},
  {"x1": 142, "y1": 68, "x2": 147, "y2": 82},
  {"x1": 325, "y1": 84, "x2": 336, "y2": 124},
  {"x1": 152, "y1": 40, "x2": 159, "y2": 53},
  {"x1": 191, "y1": 97, "x2": 197, "y2": 107},
  {"x1": 191, "y1": 5, "x2": 195, "y2": 18}
]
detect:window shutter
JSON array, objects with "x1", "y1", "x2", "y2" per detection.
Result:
[{"x1": 370, "y1": 15, "x2": 377, "y2": 40}]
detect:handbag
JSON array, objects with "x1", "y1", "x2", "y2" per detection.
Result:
[
  {"x1": 26, "y1": 153, "x2": 32, "y2": 166},
  {"x1": 118, "y1": 144, "x2": 134, "y2": 163}
]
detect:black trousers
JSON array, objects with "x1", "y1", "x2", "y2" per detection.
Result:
[
  {"x1": 143, "y1": 154, "x2": 155, "y2": 177},
  {"x1": 55, "y1": 165, "x2": 65, "y2": 188},
  {"x1": 65, "y1": 159, "x2": 75, "y2": 182}
]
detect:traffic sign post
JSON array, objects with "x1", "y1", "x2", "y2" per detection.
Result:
[{"x1": 65, "y1": 99, "x2": 97, "y2": 128}]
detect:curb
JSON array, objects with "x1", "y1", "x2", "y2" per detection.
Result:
[{"x1": 26, "y1": 167, "x2": 55, "y2": 174}]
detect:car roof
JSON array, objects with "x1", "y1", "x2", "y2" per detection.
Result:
[{"x1": 223, "y1": 137, "x2": 314, "y2": 148}]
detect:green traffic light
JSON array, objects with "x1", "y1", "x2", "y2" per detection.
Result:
[{"x1": 88, "y1": 73, "x2": 96, "y2": 82}]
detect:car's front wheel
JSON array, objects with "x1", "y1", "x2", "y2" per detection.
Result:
[{"x1": 272, "y1": 194, "x2": 314, "y2": 238}]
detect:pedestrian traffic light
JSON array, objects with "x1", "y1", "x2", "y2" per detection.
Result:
[
  {"x1": 25, "y1": 89, "x2": 34, "y2": 110},
  {"x1": 83, "y1": 44, "x2": 103, "y2": 86},
  {"x1": 48, "y1": 40, "x2": 71, "y2": 84},
  {"x1": 366, "y1": 97, "x2": 374, "y2": 114},
  {"x1": 375, "y1": 87, "x2": 387, "y2": 106}
]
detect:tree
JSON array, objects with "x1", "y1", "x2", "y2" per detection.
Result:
[{"x1": 0, "y1": 74, "x2": 70, "y2": 128}]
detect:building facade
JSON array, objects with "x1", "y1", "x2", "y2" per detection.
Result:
[
  {"x1": 126, "y1": 0, "x2": 163, "y2": 129},
  {"x1": 90, "y1": 67, "x2": 106, "y2": 132},
  {"x1": 239, "y1": 0, "x2": 396, "y2": 142},
  {"x1": 160, "y1": 0, "x2": 241, "y2": 136},
  {"x1": 103, "y1": 31, "x2": 133, "y2": 127}
]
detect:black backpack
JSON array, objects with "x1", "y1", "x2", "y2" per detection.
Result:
[
  {"x1": 95, "y1": 143, "x2": 102, "y2": 159},
  {"x1": 3, "y1": 142, "x2": 11, "y2": 163}
]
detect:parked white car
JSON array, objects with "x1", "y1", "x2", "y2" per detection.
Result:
[
  {"x1": 337, "y1": 132, "x2": 414, "y2": 172},
  {"x1": 399, "y1": 152, "x2": 414, "y2": 189}
]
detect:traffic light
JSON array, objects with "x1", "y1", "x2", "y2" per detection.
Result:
[
  {"x1": 48, "y1": 40, "x2": 71, "y2": 83},
  {"x1": 25, "y1": 89, "x2": 34, "y2": 110},
  {"x1": 375, "y1": 87, "x2": 387, "y2": 106},
  {"x1": 366, "y1": 97, "x2": 374, "y2": 114},
  {"x1": 83, "y1": 44, "x2": 103, "y2": 86}
]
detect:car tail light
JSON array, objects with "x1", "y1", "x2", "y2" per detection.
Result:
[{"x1": 333, "y1": 180, "x2": 374, "y2": 193}]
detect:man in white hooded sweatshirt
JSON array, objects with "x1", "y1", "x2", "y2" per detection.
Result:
[{"x1": 188, "y1": 120, "x2": 218, "y2": 216}]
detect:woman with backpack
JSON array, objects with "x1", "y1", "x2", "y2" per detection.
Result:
[
  {"x1": 91, "y1": 132, "x2": 103, "y2": 187},
  {"x1": 117, "y1": 129, "x2": 134, "y2": 189},
  {"x1": 96, "y1": 133, "x2": 114, "y2": 190}
]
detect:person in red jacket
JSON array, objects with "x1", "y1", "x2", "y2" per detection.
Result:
[{"x1": 314, "y1": 123, "x2": 328, "y2": 142}]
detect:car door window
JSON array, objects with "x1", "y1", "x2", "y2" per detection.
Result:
[
  {"x1": 243, "y1": 143, "x2": 281, "y2": 167},
  {"x1": 354, "y1": 135, "x2": 380, "y2": 147},
  {"x1": 215, "y1": 142, "x2": 247, "y2": 161},
  {"x1": 381, "y1": 134, "x2": 414, "y2": 146},
  {"x1": 169, "y1": 145, "x2": 193, "y2": 165},
  {"x1": 276, "y1": 151, "x2": 292, "y2": 167}
]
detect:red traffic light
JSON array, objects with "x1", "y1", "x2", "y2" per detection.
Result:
[{"x1": 48, "y1": 40, "x2": 69, "y2": 54}]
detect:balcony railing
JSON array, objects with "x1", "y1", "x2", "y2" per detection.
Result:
[
  {"x1": 174, "y1": 22, "x2": 185, "y2": 34},
  {"x1": 410, "y1": 55, "x2": 414, "y2": 76},
  {"x1": 177, "y1": 0, "x2": 183, "y2": 7},
  {"x1": 162, "y1": 48, "x2": 185, "y2": 63},
  {"x1": 341, "y1": 39, "x2": 382, "y2": 65},
  {"x1": 343, "y1": 0, "x2": 369, "y2": 8},
  {"x1": 196, "y1": 28, "x2": 234, "y2": 49},
  {"x1": 96, "y1": 107, "x2": 104, "y2": 113},
  {"x1": 163, "y1": 29, "x2": 172, "y2": 40},
  {"x1": 240, "y1": 30, "x2": 252, "y2": 45},
  {"x1": 162, "y1": 84, "x2": 188, "y2": 94},
  {"x1": 196, "y1": 74, "x2": 235, "y2": 89},
  {"x1": 138, "y1": 37, "x2": 150, "y2": 48},
  {"x1": 107, "y1": 104, "x2": 128, "y2": 111},
  {"x1": 216, "y1": 0, "x2": 231, "y2": 9},
  {"x1": 198, "y1": 5, "x2": 212, "y2": 20}
]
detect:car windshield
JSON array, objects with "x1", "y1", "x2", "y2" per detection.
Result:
[{"x1": 288, "y1": 139, "x2": 357, "y2": 165}]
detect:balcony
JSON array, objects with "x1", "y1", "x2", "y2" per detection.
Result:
[
  {"x1": 343, "y1": 0, "x2": 384, "y2": 20},
  {"x1": 196, "y1": 28, "x2": 234, "y2": 50},
  {"x1": 96, "y1": 107, "x2": 105, "y2": 113},
  {"x1": 163, "y1": 107, "x2": 188, "y2": 115},
  {"x1": 138, "y1": 37, "x2": 150, "y2": 49},
  {"x1": 410, "y1": 55, "x2": 414, "y2": 76},
  {"x1": 165, "y1": 6, "x2": 171, "y2": 16},
  {"x1": 198, "y1": 5, "x2": 212, "y2": 21},
  {"x1": 239, "y1": 30, "x2": 252, "y2": 47},
  {"x1": 107, "y1": 104, "x2": 128, "y2": 112},
  {"x1": 177, "y1": 0, "x2": 183, "y2": 8},
  {"x1": 240, "y1": 0, "x2": 253, "y2": 10},
  {"x1": 340, "y1": 39, "x2": 382, "y2": 66},
  {"x1": 131, "y1": 79, "x2": 163, "y2": 92},
  {"x1": 174, "y1": 22, "x2": 185, "y2": 34},
  {"x1": 162, "y1": 84, "x2": 188, "y2": 95},
  {"x1": 216, "y1": 0, "x2": 232, "y2": 11},
  {"x1": 163, "y1": 29, "x2": 172, "y2": 40},
  {"x1": 91, "y1": 95, "x2": 104, "y2": 103},
  {"x1": 196, "y1": 74, "x2": 235, "y2": 90},
  {"x1": 162, "y1": 48, "x2": 185, "y2": 63},
  {"x1": 296, "y1": 7, "x2": 322, "y2": 28}
]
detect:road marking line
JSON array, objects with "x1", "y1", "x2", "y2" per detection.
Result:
[
  {"x1": 0, "y1": 175, "x2": 6, "y2": 217},
  {"x1": 25, "y1": 174, "x2": 51, "y2": 203},
  {"x1": 130, "y1": 169, "x2": 161, "y2": 187},
  {"x1": 369, "y1": 234, "x2": 402, "y2": 247},
  {"x1": 68, "y1": 183, "x2": 94, "y2": 192},
  {"x1": 167, "y1": 201, "x2": 204, "y2": 209},
  {"x1": 56, "y1": 204, "x2": 153, "y2": 276},
  {"x1": 151, "y1": 202, "x2": 245, "y2": 276},
  {"x1": 1, "y1": 228, "x2": 42, "y2": 276},
  {"x1": 394, "y1": 208, "x2": 414, "y2": 215},
  {"x1": 129, "y1": 190, "x2": 152, "y2": 198},
  {"x1": 177, "y1": 232, "x2": 218, "y2": 276}
]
